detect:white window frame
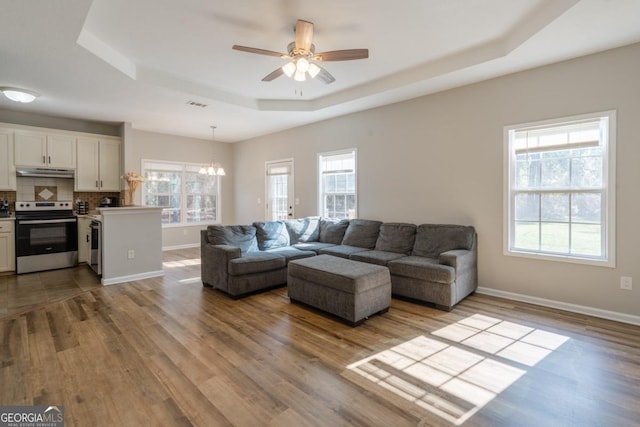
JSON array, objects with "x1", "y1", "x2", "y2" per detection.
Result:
[
  {"x1": 503, "y1": 110, "x2": 616, "y2": 267},
  {"x1": 318, "y1": 148, "x2": 358, "y2": 219},
  {"x1": 141, "y1": 159, "x2": 222, "y2": 227}
]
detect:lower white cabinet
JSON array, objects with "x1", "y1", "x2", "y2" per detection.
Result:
[{"x1": 0, "y1": 220, "x2": 15, "y2": 272}]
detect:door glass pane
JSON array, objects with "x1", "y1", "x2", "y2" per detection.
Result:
[{"x1": 266, "y1": 161, "x2": 293, "y2": 221}]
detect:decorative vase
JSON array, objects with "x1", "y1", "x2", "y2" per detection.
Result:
[
  {"x1": 126, "y1": 181, "x2": 139, "y2": 205},
  {"x1": 126, "y1": 188, "x2": 135, "y2": 206}
]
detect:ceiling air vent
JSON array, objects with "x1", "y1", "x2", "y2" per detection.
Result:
[{"x1": 186, "y1": 100, "x2": 208, "y2": 108}]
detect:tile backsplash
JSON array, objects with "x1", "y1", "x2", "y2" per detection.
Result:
[
  {"x1": 3, "y1": 178, "x2": 124, "y2": 213},
  {"x1": 17, "y1": 177, "x2": 74, "y2": 201}
]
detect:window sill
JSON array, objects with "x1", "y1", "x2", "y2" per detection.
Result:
[{"x1": 504, "y1": 249, "x2": 615, "y2": 268}]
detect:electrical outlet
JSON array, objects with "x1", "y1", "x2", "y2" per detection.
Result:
[
  {"x1": 128, "y1": 249, "x2": 135, "y2": 259},
  {"x1": 183, "y1": 229, "x2": 188, "y2": 236},
  {"x1": 620, "y1": 276, "x2": 632, "y2": 290}
]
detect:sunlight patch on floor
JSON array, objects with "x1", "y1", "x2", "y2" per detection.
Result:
[
  {"x1": 347, "y1": 314, "x2": 569, "y2": 425},
  {"x1": 178, "y1": 277, "x2": 202, "y2": 284}
]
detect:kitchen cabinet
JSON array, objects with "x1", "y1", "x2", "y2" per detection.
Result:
[
  {"x1": 76, "y1": 137, "x2": 121, "y2": 191},
  {"x1": 77, "y1": 217, "x2": 91, "y2": 264},
  {"x1": 0, "y1": 220, "x2": 15, "y2": 272},
  {"x1": 14, "y1": 131, "x2": 76, "y2": 168},
  {"x1": 0, "y1": 128, "x2": 16, "y2": 190}
]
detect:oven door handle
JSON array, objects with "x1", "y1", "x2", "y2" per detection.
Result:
[{"x1": 18, "y1": 219, "x2": 77, "y2": 224}]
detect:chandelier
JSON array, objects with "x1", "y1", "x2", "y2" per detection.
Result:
[{"x1": 199, "y1": 126, "x2": 226, "y2": 176}]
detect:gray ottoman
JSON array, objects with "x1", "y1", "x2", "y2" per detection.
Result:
[{"x1": 287, "y1": 254, "x2": 391, "y2": 326}]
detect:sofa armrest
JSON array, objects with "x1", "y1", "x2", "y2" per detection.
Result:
[
  {"x1": 439, "y1": 249, "x2": 473, "y2": 269},
  {"x1": 209, "y1": 244, "x2": 242, "y2": 259},
  {"x1": 201, "y1": 230, "x2": 242, "y2": 290},
  {"x1": 439, "y1": 248, "x2": 478, "y2": 299}
]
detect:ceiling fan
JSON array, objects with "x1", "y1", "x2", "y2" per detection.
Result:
[{"x1": 232, "y1": 19, "x2": 369, "y2": 84}]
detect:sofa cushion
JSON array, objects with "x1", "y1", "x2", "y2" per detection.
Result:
[
  {"x1": 292, "y1": 242, "x2": 337, "y2": 253},
  {"x1": 285, "y1": 217, "x2": 321, "y2": 243},
  {"x1": 412, "y1": 224, "x2": 475, "y2": 259},
  {"x1": 388, "y1": 256, "x2": 455, "y2": 284},
  {"x1": 319, "y1": 245, "x2": 371, "y2": 259},
  {"x1": 319, "y1": 218, "x2": 349, "y2": 244},
  {"x1": 206, "y1": 225, "x2": 258, "y2": 254},
  {"x1": 350, "y1": 250, "x2": 407, "y2": 266},
  {"x1": 253, "y1": 221, "x2": 290, "y2": 250},
  {"x1": 266, "y1": 246, "x2": 316, "y2": 263},
  {"x1": 228, "y1": 252, "x2": 286, "y2": 276},
  {"x1": 341, "y1": 219, "x2": 382, "y2": 249},
  {"x1": 375, "y1": 223, "x2": 416, "y2": 255}
]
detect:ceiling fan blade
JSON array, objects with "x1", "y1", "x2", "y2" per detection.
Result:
[
  {"x1": 315, "y1": 66, "x2": 335, "y2": 84},
  {"x1": 232, "y1": 45, "x2": 289, "y2": 58},
  {"x1": 313, "y1": 49, "x2": 369, "y2": 61},
  {"x1": 262, "y1": 67, "x2": 284, "y2": 82},
  {"x1": 294, "y1": 20, "x2": 314, "y2": 52}
]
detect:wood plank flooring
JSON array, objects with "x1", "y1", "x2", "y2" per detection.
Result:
[{"x1": 1, "y1": 248, "x2": 640, "y2": 426}]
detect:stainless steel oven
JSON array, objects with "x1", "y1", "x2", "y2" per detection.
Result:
[{"x1": 15, "y1": 201, "x2": 78, "y2": 274}]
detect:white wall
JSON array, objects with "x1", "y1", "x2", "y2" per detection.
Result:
[
  {"x1": 130, "y1": 129, "x2": 234, "y2": 248},
  {"x1": 232, "y1": 42, "x2": 640, "y2": 318}
]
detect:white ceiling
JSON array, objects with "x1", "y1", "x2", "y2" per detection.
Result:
[{"x1": 1, "y1": 0, "x2": 640, "y2": 142}]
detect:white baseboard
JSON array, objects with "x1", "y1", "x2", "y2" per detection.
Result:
[
  {"x1": 476, "y1": 286, "x2": 640, "y2": 326},
  {"x1": 163, "y1": 243, "x2": 199, "y2": 251},
  {"x1": 101, "y1": 270, "x2": 164, "y2": 286}
]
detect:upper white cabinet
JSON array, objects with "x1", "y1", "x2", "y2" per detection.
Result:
[
  {"x1": 76, "y1": 136, "x2": 121, "y2": 191},
  {"x1": 0, "y1": 128, "x2": 16, "y2": 190},
  {"x1": 14, "y1": 131, "x2": 76, "y2": 168}
]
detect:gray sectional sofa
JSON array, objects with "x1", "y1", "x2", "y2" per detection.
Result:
[{"x1": 201, "y1": 217, "x2": 477, "y2": 310}]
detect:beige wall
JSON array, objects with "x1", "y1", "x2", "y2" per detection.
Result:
[
  {"x1": 130, "y1": 129, "x2": 234, "y2": 248},
  {"x1": 232, "y1": 42, "x2": 640, "y2": 318}
]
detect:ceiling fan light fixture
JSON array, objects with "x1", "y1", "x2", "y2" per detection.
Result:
[
  {"x1": 294, "y1": 70, "x2": 306, "y2": 82},
  {"x1": 1, "y1": 87, "x2": 39, "y2": 103},
  {"x1": 296, "y1": 57, "x2": 310, "y2": 73},
  {"x1": 308, "y1": 62, "x2": 321, "y2": 78},
  {"x1": 282, "y1": 62, "x2": 296, "y2": 77}
]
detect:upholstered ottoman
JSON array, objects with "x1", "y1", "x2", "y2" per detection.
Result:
[{"x1": 287, "y1": 254, "x2": 391, "y2": 326}]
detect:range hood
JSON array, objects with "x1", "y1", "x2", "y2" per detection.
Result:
[{"x1": 16, "y1": 167, "x2": 75, "y2": 179}]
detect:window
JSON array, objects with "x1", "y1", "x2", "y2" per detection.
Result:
[
  {"x1": 504, "y1": 111, "x2": 615, "y2": 266},
  {"x1": 141, "y1": 159, "x2": 220, "y2": 226},
  {"x1": 319, "y1": 149, "x2": 357, "y2": 219}
]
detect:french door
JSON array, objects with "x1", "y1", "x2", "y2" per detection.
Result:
[{"x1": 265, "y1": 159, "x2": 294, "y2": 221}]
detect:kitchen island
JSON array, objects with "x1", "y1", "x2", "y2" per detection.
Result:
[{"x1": 97, "y1": 206, "x2": 164, "y2": 285}]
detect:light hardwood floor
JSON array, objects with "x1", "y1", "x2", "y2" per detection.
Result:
[{"x1": 2, "y1": 248, "x2": 640, "y2": 426}]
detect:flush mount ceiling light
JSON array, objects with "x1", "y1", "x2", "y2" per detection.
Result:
[
  {"x1": 0, "y1": 87, "x2": 39, "y2": 103},
  {"x1": 199, "y1": 126, "x2": 226, "y2": 176}
]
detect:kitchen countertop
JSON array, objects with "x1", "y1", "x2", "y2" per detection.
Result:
[{"x1": 77, "y1": 214, "x2": 102, "y2": 221}]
